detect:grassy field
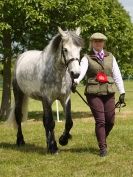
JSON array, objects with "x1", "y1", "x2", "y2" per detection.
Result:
[{"x1": 0, "y1": 81, "x2": 133, "y2": 177}]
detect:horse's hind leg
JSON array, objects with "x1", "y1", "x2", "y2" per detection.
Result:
[
  {"x1": 42, "y1": 99, "x2": 58, "y2": 153},
  {"x1": 59, "y1": 97, "x2": 73, "y2": 146},
  {"x1": 13, "y1": 79, "x2": 25, "y2": 146}
]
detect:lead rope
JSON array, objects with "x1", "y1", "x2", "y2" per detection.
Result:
[{"x1": 72, "y1": 85, "x2": 126, "y2": 113}]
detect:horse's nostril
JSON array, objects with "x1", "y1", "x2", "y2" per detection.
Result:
[
  {"x1": 74, "y1": 73, "x2": 80, "y2": 78},
  {"x1": 70, "y1": 72, "x2": 80, "y2": 79},
  {"x1": 71, "y1": 71, "x2": 74, "y2": 77}
]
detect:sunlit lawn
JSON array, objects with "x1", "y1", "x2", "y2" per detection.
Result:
[
  {"x1": 0, "y1": 116, "x2": 133, "y2": 177},
  {"x1": 0, "y1": 80, "x2": 133, "y2": 177}
]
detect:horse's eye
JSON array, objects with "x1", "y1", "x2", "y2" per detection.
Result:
[{"x1": 63, "y1": 48, "x2": 68, "y2": 53}]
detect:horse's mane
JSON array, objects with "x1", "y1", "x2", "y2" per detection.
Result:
[
  {"x1": 50, "y1": 31, "x2": 84, "y2": 54},
  {"x1": 51, "y1": 34, "x2": 62, "y2": 53},
  {"x1": 69, "y1": 31, "x2": 84, "y2": 47}
]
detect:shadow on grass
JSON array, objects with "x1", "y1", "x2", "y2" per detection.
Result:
[
  {"x1": 28, "y1": 111, "x2": 92, "y2": 121},
  {"x1": 0, "y1": 142, "x2": 47, "y2": 155},
  {"x1": 0, "y1": 142, "x2": 98, "y2": 156},
  {"x1": 0, "y1": 111, "x2": 92, "y2": 122}
]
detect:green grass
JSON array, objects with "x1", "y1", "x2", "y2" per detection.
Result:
[
  {"x1": 0, "y1": 117, "x2": 133, "y2": 177},
  {"x1": 0, "y1": 81, "x2": 133, "y2": 177}
]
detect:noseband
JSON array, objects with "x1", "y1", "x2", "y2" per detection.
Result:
[
  {"x1": 65, "y1": 58, "x2": 80, "y2": 67},
  {"x1": 61, "y1": 44, "x2": 80, "y2": 68}
]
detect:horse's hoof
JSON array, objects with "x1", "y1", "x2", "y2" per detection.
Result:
[
  {"x1": 48, "y1": 149, "x2": 59, "y2": 154},
  {"x1": 59, "y1": 133, "x2": 72, "y2": 146},
  {"x1": 67, "y1": 133, "x2": 72, "y2": 139},
  {"x1": 59, "y1": 136, "x2": 68, "y2": 146},
  {"x1": 59, "y1": 134, "x2": 71, "y2": 146},
  {"x1": 16, "y1": 138, "x2": 25, "y2": 146},
  {"x1": 47, "y1": 141, "x2": 58, "y2": 154}
]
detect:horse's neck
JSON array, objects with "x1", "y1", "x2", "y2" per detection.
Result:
[
  {"x1": 41, "y1": 47, "x2": 66, "y2": 81},
  {"x1": 46, "y1": 41, "x2": 65, "y2": 70}
]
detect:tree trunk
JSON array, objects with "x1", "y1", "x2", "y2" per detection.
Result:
[{"x1": 0, "y1": 30, "x2": 12, "y2": 120}]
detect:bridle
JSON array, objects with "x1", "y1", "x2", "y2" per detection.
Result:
[{"x1": 61, "y1": 43, "x2": 80, "y2": 68}]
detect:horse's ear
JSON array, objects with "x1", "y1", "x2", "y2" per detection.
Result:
[
  {"x1": 58, "y1": 27, "x2": 67, "y2": 38},
  {"x1": 75, "y1": 27, "x2": 81, "y2": 36}
]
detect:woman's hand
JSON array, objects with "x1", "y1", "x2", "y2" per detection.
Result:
[{"x1": 119, "y1": 93, "x2": 125, "y2": 104}]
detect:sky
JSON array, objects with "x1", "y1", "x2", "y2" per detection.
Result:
[{"x1": 119, "y1": 0, "x2": 133, "y2": 21}]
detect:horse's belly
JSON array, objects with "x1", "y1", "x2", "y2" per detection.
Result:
[
  {"x1": 17, "y1": 76, "x2": 60, "y2": 97},
  {"x1": 17, "y1": 76, "x2": 41, "y2": 96}
]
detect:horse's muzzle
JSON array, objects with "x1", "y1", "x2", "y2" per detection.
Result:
[{"x1": 70, "y1": 71, "x2": 80, "y2": 79}]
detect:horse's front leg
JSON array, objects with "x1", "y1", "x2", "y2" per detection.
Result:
[
  {"x1": 42, "y1": 99, "x2": 58, "y2": 154},
  {"x1": 59, "y1": 97, "x2": 73, "y2": 146}
]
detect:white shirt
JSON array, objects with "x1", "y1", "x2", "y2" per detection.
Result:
[{"x1": 74, "y1": 55, "x2": 125, "y2": 94}]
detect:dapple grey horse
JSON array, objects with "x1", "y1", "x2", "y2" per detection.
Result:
[{"x1": 8, "y1": 27, "x2": 84, "y2": 153}]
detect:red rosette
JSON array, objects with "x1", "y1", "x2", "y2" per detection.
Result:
[{"x1": 96, "y1": 72, "x2": 108, "y2": 83}]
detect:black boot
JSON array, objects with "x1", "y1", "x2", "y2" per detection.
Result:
[{"x1": 99, "y1": 148, "x2": 107, "y2": 157}]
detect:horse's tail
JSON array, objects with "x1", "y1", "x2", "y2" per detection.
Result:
[{"x1": 7, "y1": 96, "x2": 29, "y2": 129}]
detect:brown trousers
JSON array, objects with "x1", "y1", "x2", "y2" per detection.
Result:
[{"x1": 86, "y1": 94, "x2": 115, "y2": 151}]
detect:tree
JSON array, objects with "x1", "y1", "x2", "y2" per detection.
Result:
[
  {"x1": 0, "y1": 0, "x2": 50, "y2": 118},
  {"x1": 0, "y1": 0, "x2": 133, "y2": 119}
]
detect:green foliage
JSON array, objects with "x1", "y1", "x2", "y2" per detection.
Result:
[
  {"x1": 0, "y1": 0, "x2": 133, "y2": 75},
  {"x1": 122, "y1": 63, "x2": 133, "y2": 78}
]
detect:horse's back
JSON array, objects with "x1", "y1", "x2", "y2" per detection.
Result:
[{"x1": 16, "y1": 50, "x2": 42, "y2": 68}]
